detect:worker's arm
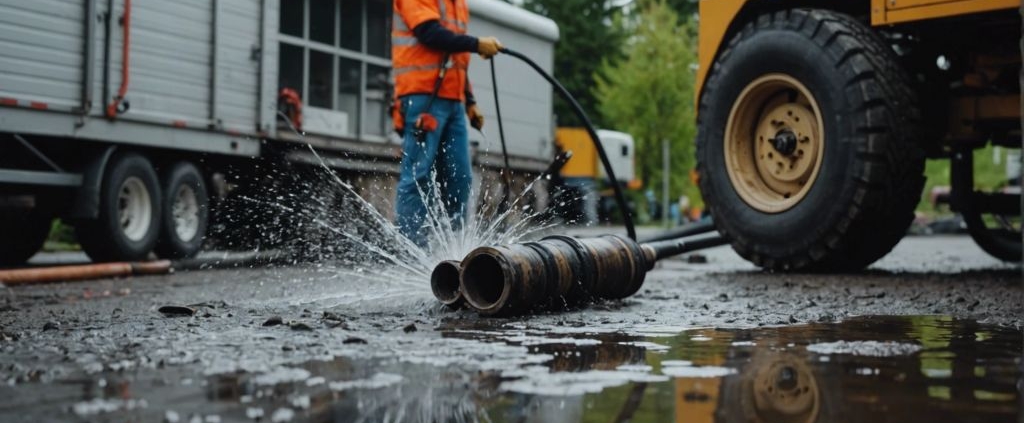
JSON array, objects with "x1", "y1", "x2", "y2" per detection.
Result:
[
  {"x1": 412, "y1": 21, "x2": 503, "y2": 58},
  {"x1": 412, "y1": 20, "x2": 478, "y2": 53}
]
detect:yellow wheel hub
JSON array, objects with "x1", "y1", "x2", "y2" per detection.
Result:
[
  {"x1": 725, "y1": 74, "x2": 824, "y2": 213},
  {"x1": 742, "y1": 353, "x2": 821, "y2": 423}
]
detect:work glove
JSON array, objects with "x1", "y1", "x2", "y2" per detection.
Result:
[
  {"x1": 413, "y1": 113, "x2": 439, "y2": 143},
  {"x1": 467, "y1": 104, "x2": 484, "y2": 131},
  {"x1": 477, "y1": 36, "x2": 503, "y2": 59}
]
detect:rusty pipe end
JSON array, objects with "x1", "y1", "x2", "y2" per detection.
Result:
[
  {"x1": 460, "y1": 247, "x2": 513, "y2": 315},
  {"x1": 431, "y1": 260, "x2": 463, "y2": 307}
]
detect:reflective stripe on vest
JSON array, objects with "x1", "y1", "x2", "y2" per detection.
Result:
[
  {"x1": 393, "y1": 61, "x2": 467, "y2": 76},
  {"x1": 393, "y1": 12, "x2": 409, "y2": 31},
  {"x1": 393, "y1": 35, "x2": 417, "y2": 47}
]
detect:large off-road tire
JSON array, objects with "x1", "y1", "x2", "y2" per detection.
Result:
[
  {"x1": 0, "y1": 206, "x2": 53, "y2": 266},
  {"x1": 76, "y1": 152, "x2": 162, "y2": 262},
  {"x1": 697, "y1": 9, "x2": 926, "y2": 271},
  {"x1": 155, "y1": 162, "x2": 209, "y2": 259}
]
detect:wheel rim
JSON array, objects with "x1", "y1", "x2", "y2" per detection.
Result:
[
  {"x1": 724, "y1": 74, "x2": 825, "y2": 213},
  {"x1": 749, "y1": 356, "x2": 820, "y2": 423},
  {"x1": 172, "y1": 184, "x2": 200, "y2": 242},
  {"x1": 118, "y1": 176, "x2": 152, "y2": 242}
]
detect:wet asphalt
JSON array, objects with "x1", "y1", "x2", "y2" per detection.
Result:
[{"x1": 0, "y1": 232, "x2": 1021, "y2": 422}]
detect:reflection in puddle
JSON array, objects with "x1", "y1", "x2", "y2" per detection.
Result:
[{"x1": 57, "y1": 316, "x2": 1024, "y2": 422}]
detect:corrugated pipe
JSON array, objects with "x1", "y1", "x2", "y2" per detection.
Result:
[{"x1": 433, "y1": 226, "x2": 729, "y2": 316}]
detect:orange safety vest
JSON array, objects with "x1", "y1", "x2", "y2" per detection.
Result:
[{"x1": 392, "y1": 0, "x2": 471, "y2": 102}]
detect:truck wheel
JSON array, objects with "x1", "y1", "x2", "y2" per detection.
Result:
[
  {"x1": 717, "y1": 352, "x2": 839, "y2": 423},
  {"x1": 0, "y1": 208, "x2": 52, "y2": 266},
  {"x1": 952, "y1": 150, "x2": 1022, "y2": 262},
  {"x1": 155, "y1": 162, "x2": 209, "y2": 258},
  {"x1": 76, "y1": 153, "x2": 161, "y2": 262},
  {"x1": 696, "y1": 9, "x2": 925, "y2": 271},
  {"x1": 963, "y1": 210, "x2": 1021, "y2": 262}
]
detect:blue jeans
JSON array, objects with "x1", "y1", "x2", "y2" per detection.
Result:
[{"x1": 395, "y1": 95, "x2": 472, "y2": 246}]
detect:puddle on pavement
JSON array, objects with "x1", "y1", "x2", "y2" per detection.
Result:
[{"x1": 13, "y1": 315, "x2": 1022, "y2": 422}]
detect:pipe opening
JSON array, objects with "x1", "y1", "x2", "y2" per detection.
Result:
[
  {"x1": 430, "y1": 261, "x2": 462, "y2": 304},
  {"x1": 462, "y1": 253, "x2": 508, "y2": 310}
]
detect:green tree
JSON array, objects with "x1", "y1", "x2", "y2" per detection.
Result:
[
  {"x1": 595, "y1": 0, "x2": 700, "y2": 208},
  {"x1": 518, "y1": 0, "x2": 626, "y2": 127},
  {"x1": 664, "y1": 0, "x2": 698, "y2": 20}
]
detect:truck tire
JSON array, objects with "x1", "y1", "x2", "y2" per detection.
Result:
[
  {"x1": 76, "y1": 152, "x2": 162, "y2": 262},
  {"x1": 696, "y1": 9, "x2": 925, "y2": 271},
  {"x1": 155, "y1": 162, "x2": 209, "y2": 259},
  {"x1": 0, "y1": 208, "x2": 52, "y2": 266},
  {"x1": 963, "y1": 210, "x2": 1021, "y2": 262}
]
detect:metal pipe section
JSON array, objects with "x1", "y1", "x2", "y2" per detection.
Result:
[
  {"x1": 436, "y1": 233, "x2": 729, "y2": 316},
  {"x1": 431, "y1": 260, "x2": 463, "y2": 308},
  {"x1": 457, "y1": 235, "x2": 655, "y2": 315}
]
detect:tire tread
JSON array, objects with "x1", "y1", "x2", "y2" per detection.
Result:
[{"x1": 697, "y1": 8, "x2": 926, "y2": 271}]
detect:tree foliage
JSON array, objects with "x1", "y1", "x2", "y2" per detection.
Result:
[
  {"x1": 518, "y1": 0, "x2": 626, "y2": 127},
  {"x1": 595, "y1": 0, "x2": 699, "y2": 205},
  {"x1": 664, "y1": 0, "x2": 698, "y2": 20}
]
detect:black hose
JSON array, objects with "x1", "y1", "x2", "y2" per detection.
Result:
[
  {"x1": 646, "y1": 235, "x2": 729, "y2": 261},
  {"x1": 639, "y1": 220, "x2": 716, "y2": 243},
  {"x1": 498, "y1": 47, "x2": 637, "y2": 241},
  {"x1": 489, "y1": 59, "x2": 514, "y2": 208}
]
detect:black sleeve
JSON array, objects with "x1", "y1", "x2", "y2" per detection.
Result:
[{"x1": 412, "y1": 20, "x2": 478, "y2": 53}]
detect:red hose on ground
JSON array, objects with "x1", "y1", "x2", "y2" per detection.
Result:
[
  {"x1": 0, "y1": 260, "x2": 171, "y2": 286},
  {"x1": 106, "y1": 0, "x2": 131, "y2": 118}
]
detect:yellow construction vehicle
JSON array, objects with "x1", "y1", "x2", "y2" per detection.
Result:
[
  {"x1": 696, "y1": 0, "x2": 1021, "y2": 270},
  {"x1": 554, "y1": 128, "x2": 641, "y2": 224}
]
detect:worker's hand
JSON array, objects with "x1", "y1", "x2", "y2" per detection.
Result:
[
  {"x1": 477, "y1": 36, "x2": 503, "y2": 59},
  {"x1": 467, "y1": 104, "x2": 484, "y2": 130}
]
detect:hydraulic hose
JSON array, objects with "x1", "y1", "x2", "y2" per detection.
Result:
[
  {"x1": 645, "y1": 235, "x2": 730, "y2": 261},
  {"x1": 498, "y1": 48, "x2": 636, "y2": 241},
  {"x1": 490, "y1": 59, "x2": 514, "y2": 208},
  {"x1": 639, "y1": 220, "x2": 716, "y2": 244}
]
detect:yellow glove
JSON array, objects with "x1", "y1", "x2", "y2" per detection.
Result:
[
  {"x1": 477, "y1": 36, "x2": 503, "y2": 59},
  {"x1": 467, "y1": 104, "x2": 484, "y2": 130}
]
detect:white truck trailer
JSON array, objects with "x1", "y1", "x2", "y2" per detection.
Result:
[{"x1": 0, "y1": 0, "x2": 558, "y2": 265}]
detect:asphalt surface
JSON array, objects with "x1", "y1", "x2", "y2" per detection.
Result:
[{"x1": 0, "y1": 232, "x2": 1021, "y2": 422}]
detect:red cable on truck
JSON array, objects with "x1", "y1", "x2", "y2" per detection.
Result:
[{"x1": 106, "y1": 0, "x2": 131, "y2": 118}]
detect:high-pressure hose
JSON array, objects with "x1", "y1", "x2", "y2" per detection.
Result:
[
  {"x1": 490, "y1": 59, "x2": 514, "y2": 209},
  {"x1": 497, "y1": 47, "x2": 636, "y2": 241}
]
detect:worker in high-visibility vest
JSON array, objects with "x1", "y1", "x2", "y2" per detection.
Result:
[{"x1": 392, "y1": 0, "x2": 502, "y2": 246}]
